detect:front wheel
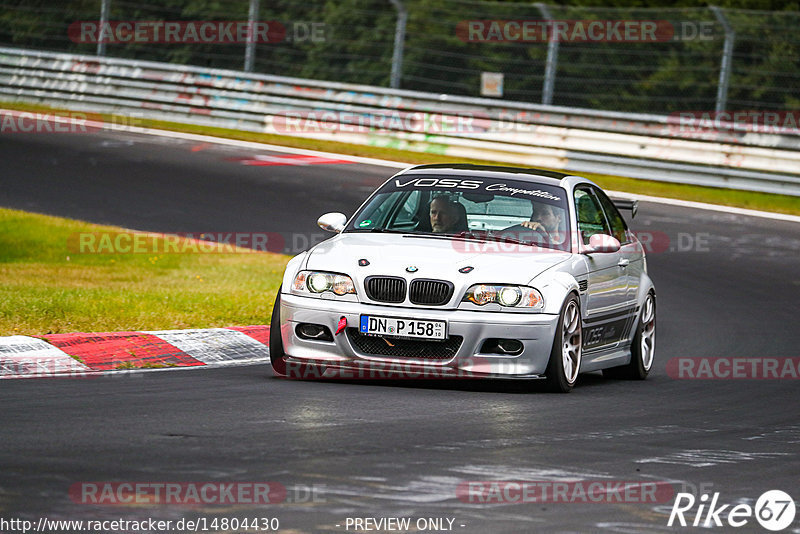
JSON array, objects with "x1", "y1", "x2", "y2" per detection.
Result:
[
  {"x1": 268, "y1": 288, "x2": 325, "y2": 380},
  {"x1": 269, "y1": 288, "x2": 287, "y2": 377},
  {"x1": 603, "y1": 292, "x2": 656, "y2": 380},
  {"x1": 544, "y1": 295, "x2": 582, "y2": 393}
]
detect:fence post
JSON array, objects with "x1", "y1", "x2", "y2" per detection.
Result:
[
  {"x1": 710, "y1": 6, "x2": 735, "y2": 113},
  {"x1": 244, "y1": 0, "x2": 260, "y2": 72},
  {"x1": 535, "y1": 3, "x2": 559, "y2": 106},
  {"x1": 389, "y1": 0, "x2": 407, "y2": 89},
  {"x1": 97, "y1": 0, "x2": 110, "y2": 57}
]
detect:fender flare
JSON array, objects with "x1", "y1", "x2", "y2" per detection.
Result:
[
  {"x1": 531, "y1": 271, "x2": 581, "y2": 315},
  {"x1": 280, "y1": 251, "x2": 309, "y2": 293}
]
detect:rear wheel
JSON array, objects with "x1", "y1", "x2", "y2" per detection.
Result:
[
  {"x1": 269, "y1": 288, "x2": 287, "y2": 377},
  {"x1": 603, "y1": 292, "x2": 656, "y2": 380},
  {"x1": 544, "y1": 295, "x2": 582, "y2": 393}
]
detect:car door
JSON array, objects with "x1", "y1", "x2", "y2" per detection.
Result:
[
  {"x1": 574, "y1": 186, "x2": 629, "y2": 351},
  {"x1": 593, "y1": 188, "x2": 641, "y2": 302}
]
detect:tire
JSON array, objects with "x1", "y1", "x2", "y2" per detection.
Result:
[
  {"x1": 269, "y1": 288, "x2": 287, "y2": 377},
  {"x1": 269, "y1": 287, "x2": 325, "y2": 380},
  {"x1": 544, "y1": 295, "x2": 582, "y2": 393},
  {"x1": 603, "y1": 292, "x2": 656, "y2": 380}
]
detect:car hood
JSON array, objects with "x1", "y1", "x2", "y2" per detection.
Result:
[{"x1": 305, "y1": 233, "x2": 571, "y2": 289}]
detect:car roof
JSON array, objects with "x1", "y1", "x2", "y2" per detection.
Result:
[{"x1": 400, "y1": 164, "x2": 573, "y2": 187}]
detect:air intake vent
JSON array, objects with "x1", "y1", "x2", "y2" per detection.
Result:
[
  {"x1": 409, "y1": 279, "x2": 454, "y2": 306},
  {"x1": 346, "y1": 329, "x2": 461, "y2": 360},
  {"x1": 365, "y1": 276, "x2": 406, "y2": 303}
]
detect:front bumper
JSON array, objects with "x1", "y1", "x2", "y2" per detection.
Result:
[{"x1": 279, "y1": 292, "x2": 560, "y2": 378}]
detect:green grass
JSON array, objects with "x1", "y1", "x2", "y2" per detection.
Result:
[
  {"x1": 3, "y1": 100, "x2": 799, "y2": 215},
  {"x1": 0, "y1": 207, "x2": 289, "y2": 336}
]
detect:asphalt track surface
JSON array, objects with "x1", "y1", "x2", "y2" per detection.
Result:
[{"x1": 2, "y1": 130, "x2": 799, "y2": 533}]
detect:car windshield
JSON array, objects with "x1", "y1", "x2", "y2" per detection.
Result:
[{"x1": 344, "y1": 175, "x2": 571, "y2": 252}]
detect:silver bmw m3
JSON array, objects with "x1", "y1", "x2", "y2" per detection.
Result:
[{"x1": 270, "y1": 164, "x2": 656, "y2": 392}]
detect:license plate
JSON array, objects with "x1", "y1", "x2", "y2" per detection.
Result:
[{"x1": 359, "y1": 315, "x2": 447, "y2": 340}]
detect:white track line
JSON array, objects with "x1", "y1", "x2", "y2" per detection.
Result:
[
  {"x1": 606, "y1": 190, "x2": 800, "y2": 223},
  {"x1": 2, "y1": 108, "x2": 797, "y2": 223}
]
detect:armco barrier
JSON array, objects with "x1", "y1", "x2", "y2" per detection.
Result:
[{"x1": 1, "y1": 46, "x2": 799, "y2": 196}]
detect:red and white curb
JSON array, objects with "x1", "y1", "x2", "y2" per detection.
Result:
[
  {"x1": 0, "y1": 336, "x2": 92, "y2": 379},
  {"x1": 0, "y1": 326, "x2": 270, "y2": 379}
]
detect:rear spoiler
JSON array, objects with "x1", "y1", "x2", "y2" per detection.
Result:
[{"x1": 611, "y1": 198, "x2": 638, "y2": 219}]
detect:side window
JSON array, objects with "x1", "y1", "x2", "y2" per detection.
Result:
[
  {"x1": 574, "y1": 188, "x2": 611, "y2": 245},
  {"x1": 390, "y1": 190, "x2": 421, "y2": 228},
  {"x1": 353, "y1": 191, "x2": 415, "y2": 230},
  {"x1": 593, "y1": 188, "x2": 629, "y2": 244},
  {"x1": 351, "y1": 192, "x2": 397, "y2": 229}
]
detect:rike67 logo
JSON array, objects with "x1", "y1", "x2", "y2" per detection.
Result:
[{"x1": 668, "y1": 490, "x2": 796, "y2": 531}]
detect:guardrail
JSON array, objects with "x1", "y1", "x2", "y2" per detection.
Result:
[{"x1": 1, "y1": 46, "x2": 799, "y2": 196}]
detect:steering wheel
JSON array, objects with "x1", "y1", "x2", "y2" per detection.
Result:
[{"x1": 498, "y1": 224, "x2": 550, "y2": 246}]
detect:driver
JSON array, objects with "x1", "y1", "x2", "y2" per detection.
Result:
[
  {"x1": 521, "y1": 203, "x2": 566, "y2": 245},
  {"x1": 429, "y1": 195, "x2": 460, "y2": 233}
]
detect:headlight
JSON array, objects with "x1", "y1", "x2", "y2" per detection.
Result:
[
  {"x1": 463, "y1": 284, "x2": 543, "y2": 309},
  {"x1": 293, "y1": 271, "x2": 356, "y2": 296},
  {"x1": 498, "y1": 286, "x2": 522, "y2": 306},
  {"x1": 467, "y1": 284, "x2": 497, "y2": 305},
  {"x1": 332, "y1": 274, "x2": 355, "y2": 296},
  {"x1": 308, "y1": 272, "x2": 331, "y2": 293}
]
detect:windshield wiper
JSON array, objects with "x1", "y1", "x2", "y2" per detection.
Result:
[
  {"x1": 486, "y1": 232, "x2": 565, "y2": 250},
  {"x1": 405, "y1": 231, "x2": 486, "y2": 242},
  {"x1": 368, "y1": 227, "x2": 409, "y2": 234},
  {"x1": 483, "y1": 232, "x2": 531, "y2": 246},
  {"x1": 345, "y1": 227, "x2": 404, "y2": 233}
]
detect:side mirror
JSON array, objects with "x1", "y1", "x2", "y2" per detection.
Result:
[
  {"x1": 583, "y1": 233, "x2": 621, "y2": 254},
  {"x1": 317, "y1": 212, "x2": 347, "y2": 234}
]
